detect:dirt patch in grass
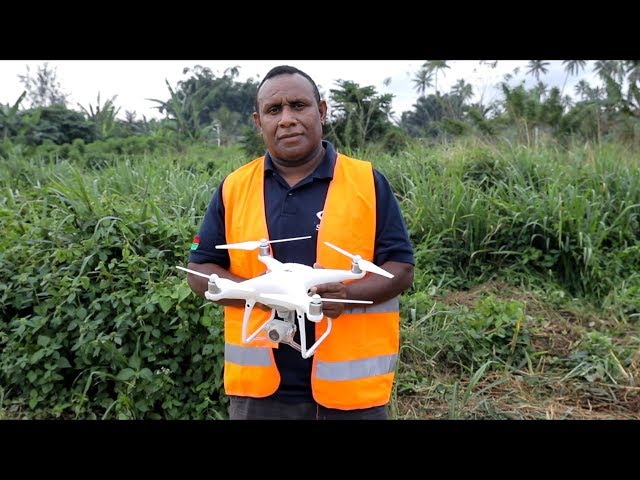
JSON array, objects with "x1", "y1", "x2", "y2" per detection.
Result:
[
  {"x1": 395, "y1": 372, "x2": 640, "y2": 420},
  {"x1": 397, "y1": 281, "x2": 639, "y2": 420}
]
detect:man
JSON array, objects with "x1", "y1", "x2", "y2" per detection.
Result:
[{"x1": 186, "y1": 65, "x2": 414, "y2": 420}]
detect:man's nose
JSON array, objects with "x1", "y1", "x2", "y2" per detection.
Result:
[{"x1": 278, "y1": 106, "x2": 298, "y2": 126}]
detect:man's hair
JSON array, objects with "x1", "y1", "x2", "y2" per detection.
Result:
[{"x1": 255, "y1": 65, "x2": 321, "y2": 112}]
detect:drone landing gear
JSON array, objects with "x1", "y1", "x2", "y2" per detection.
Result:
[
  {"x1": 296, "y1": 308, "x2": 333, "y2": 359},
  {"x1": 242, "y1": 306, "x2": 332, "y2": 359}
]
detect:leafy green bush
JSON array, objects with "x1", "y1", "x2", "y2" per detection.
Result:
[
  {"x1": 0, "y1": 151, "x2": 230, "y2": 419},
  {"x1": 437, "y1": 295, "x2": 539, "y2": 373},
  {"x1": 0, "y1": 202, "x2": 228, "y2": 418}
]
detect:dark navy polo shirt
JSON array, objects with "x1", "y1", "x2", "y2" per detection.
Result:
[{"x1": 189, "y1": 140, "x2": 414, "y2": 403}]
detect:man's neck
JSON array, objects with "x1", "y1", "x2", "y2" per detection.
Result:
[{"x1": 270, "y1": 144, "x2": 326, "y2": 187}]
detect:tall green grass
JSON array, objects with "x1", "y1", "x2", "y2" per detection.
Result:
[
  {"x1": 360, "y1": 138, "x2": 640, "y2": 307},
  {"x1": 1, "y1": 137, "x2": 638, "y2": 419}
]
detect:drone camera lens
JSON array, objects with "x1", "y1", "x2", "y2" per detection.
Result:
[{"x1": 268, "y1": 329, "x2": 280, "y2": 342}]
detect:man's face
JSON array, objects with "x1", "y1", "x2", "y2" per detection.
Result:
[{"x1": 253, "y1": 73, "x2": 326, "y2": 163}]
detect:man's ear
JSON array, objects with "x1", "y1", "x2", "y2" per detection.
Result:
[
  {"x1": 319, "y1": 100, "x2": 328, "y2": 124},
  {"x1": 253, "y1": 112, "x2": 262, "y2": 132}
]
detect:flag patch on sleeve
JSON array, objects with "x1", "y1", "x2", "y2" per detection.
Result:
[{"x1": 190, "y1": 235, "x2": 200, "y2": 251}]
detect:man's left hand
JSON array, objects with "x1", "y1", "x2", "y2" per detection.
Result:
[{"x1": 310, "y1": 281, "x2": 348, "y2": 319}]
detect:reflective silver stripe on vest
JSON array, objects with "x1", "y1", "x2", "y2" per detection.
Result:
[
  {"x1": 345, "y1": 296, "x2": 399, "y2": 314},
  {"x1": 225, "y1": 343, "x2": 272, "y2": 366},
  {"x1": 316, "y1": 353, "x2": 397, "y2": 381}
]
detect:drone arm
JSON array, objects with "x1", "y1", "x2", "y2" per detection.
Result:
[
  {"x1": 307, "y1": 261, "x2": 413, "y2": 318},
  {"x1": 186, "y1": 261, "x2": 246, "y2": 298},
  {"x1": 304, "y1": 268, "x2": 365, "y2": 288},
  {"x1": 185, "y1": 262, "x2": 273, "y2": 310},
  {"x1": 257, "y1": 255, "x2": 283, "y2": 272}
]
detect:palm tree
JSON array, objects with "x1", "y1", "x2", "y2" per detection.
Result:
[
  {"x1": 574, "y1": 79, "x2": 592, "y2": 101},
  {"x1": 533, "y1": 81, "x2": 548, "y2": 100},
  {"x1": 623, "y1": 61, "x2": 640, "y2": 111},
  {"x1": 594, "y1": 60, "x2": 625, "y2": 84},
  {"x1": 623, "y1": 60, "x2": 640, "y2": 85},
  {"x1": 561, "y1": 60, "x2": 587, "y2": 95},
  {"x1": 412, "y1": 68, "x2": 433, "y2": 97},
  {"x1": 526, "y1": 60, "x2": 550, "y2": 81},
  {"x1": 423, "y1": 60, "x2": 450, "y2": 95},
  {"x1": 451, "y1": 79, "x2": 474, "y2": 104}
]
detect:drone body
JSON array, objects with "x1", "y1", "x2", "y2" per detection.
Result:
[{"x1": 177, "y1": 236, "x2": 393, "y2": 358}]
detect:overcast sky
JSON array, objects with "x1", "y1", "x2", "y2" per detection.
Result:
[{"x1": 0, "y1": 60, "x2": 599, "y2": 121}]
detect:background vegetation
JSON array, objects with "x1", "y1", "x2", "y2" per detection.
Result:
[{"x1": 1, "y1": 61, "x2": 638, "y2": 419}]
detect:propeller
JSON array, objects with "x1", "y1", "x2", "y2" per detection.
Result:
[
  {"x1": 215, "y1": 236, "x2": 312, "y2": 251},
  {"x1": 176, "y1": 265, "x2": 213, "y2": 280},
  {"x1": 175, "y1": 266, "x2": 254, "y2": 292},
  {"x1": 314, "y1": 298, "x2": 373, "y2": 304},
  {"x1": 324, "y1": 242, "x2": 394, "y2": 278},
  {"x1": 261, "y1": 293, "x2": 372, "y2": 305}
]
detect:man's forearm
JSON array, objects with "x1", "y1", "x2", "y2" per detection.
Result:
[{"x1": 186, "y1": 261, "x2": 246, "y2": 307}]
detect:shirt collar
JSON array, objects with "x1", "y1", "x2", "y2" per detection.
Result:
[{"x1": 264, "y1": 140, "x2": 336, "y2": 180}]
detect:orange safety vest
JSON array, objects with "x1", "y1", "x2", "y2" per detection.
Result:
[{"x1": 221, "y1": 153, "x2": 400, "y2": 409}]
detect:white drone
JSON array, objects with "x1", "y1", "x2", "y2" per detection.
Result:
[{"x1": 177, "y1": 236, "x2": 393, "y2": 358}]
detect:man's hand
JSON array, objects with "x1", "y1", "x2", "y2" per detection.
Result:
[{"x1": 310, "y1": 263, "x2": 347, "y2": 319}]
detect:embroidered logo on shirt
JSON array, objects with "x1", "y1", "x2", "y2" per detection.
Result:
[
  {"x1": 190, "y1": 235, "x2": 200, "y2": 251},
  {"x1": 315, "y1": 210, "x2": 323, "y2": 230}
]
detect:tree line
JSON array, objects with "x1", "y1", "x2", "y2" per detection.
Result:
[{"x1": 2, "y1": 60, "x2": 639, "y2": 157}]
